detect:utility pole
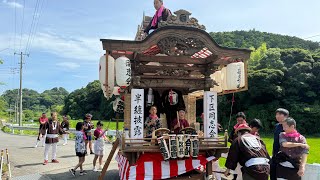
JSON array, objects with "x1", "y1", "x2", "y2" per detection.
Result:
[{"x1": 14, "y1": 52, "x2": 29, "y2": 126}]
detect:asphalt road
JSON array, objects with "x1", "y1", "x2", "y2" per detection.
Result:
[{"x1": 0, "y1": 130, "x2": 119, "y2": 180}]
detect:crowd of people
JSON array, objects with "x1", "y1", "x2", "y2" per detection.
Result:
[
  {"x1": 223, "y1": 108, "x2": 309, "y2": 180},
  {"x1": 34, "y1": 112, "x2": 109, "y2": 177}
]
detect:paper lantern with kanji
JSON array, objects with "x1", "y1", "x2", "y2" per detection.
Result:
[
  {"x1": 225, "y1": 62, "x2": 245, "y2": 90},
  {"x1": 210, "y1": 70, "x2": 223, "y2": 93},
  {"x1": 99, "y1": 55, "x2": 115, "y2": 98},
  {"x1": 115, "y1": 56, "x2": 131, "y2": 87}
]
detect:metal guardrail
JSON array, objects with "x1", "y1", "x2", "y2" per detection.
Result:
[{"x1": 4, "y1": 123, "x2": 120, "y2": 136}]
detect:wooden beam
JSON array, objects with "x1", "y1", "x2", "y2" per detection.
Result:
[
  {"x1": 99, "y1": 138, "x2": 119, "y2": 180},
  {"x1": 137, "y1": 54, "x2": 208, "y2": 65},
  {"x1": 136, "y1": 65, "x2": 206, "y2": 73}
]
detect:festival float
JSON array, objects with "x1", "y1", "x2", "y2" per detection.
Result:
[{"x1": 98, "y1": 10, "x2": 251, "y2": 180}]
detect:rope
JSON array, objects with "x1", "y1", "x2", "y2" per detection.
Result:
[{"x1": 227, "y1": 93, "x2": 235, "y2": 131}]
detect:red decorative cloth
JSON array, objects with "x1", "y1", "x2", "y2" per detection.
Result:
[{"x1": 116, "y1": 152, "x2": 216, "y2": 180}]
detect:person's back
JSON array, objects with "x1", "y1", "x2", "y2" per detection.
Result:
[{"x1": 225, "y1": 124, "x2": 270, "y2": 180}]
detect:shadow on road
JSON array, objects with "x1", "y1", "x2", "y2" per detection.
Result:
[
  {"x1": 46, "y1": 169, "x2": 120, "y2": 180},
  {"x1": 19, "y1": 146, "x2": 38, "y2": 149},
  {"x1": 59, "y1": 155, "x2": 75, "y2": 158},
  {"x1": 15, "y1": 162, "x2": 44, "y2": 168}
]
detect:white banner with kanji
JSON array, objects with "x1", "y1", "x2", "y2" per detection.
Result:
[
  {"x1": 131, "y1": 89, "x2": 144, "y2": 139},
  {"x1": 203, "y1": 91, "x2": 218, "y2": 138}
]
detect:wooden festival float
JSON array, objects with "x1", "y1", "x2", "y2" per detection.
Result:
[{"x1": 98, "y1": 10, "x2": 251, "y2": 180}]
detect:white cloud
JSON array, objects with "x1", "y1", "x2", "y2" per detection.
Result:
[
  {"x1": 56, "y1": 62, "x2": 80, "y2": 69},
  {"x1": 2, "y1": 0, "x2": 23, "y2": 9},
  {"x1": 72, "y1": 75, "x2": 87, "y2": 78}
]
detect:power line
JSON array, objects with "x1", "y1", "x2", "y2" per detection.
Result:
[
  {"x1": 24, "y1": 0, "x2": 40, "y2": 54},
  {"x1": 25, "y1": 0, "x2": 46, "y2": 54},
  {"x1": 304, "y1": 34, "x2": 320, "y2": 40}
]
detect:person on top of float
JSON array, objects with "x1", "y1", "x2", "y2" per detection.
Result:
[
  {"x1": 224, "y1": 124, "x2": 270, "y2": 180},
  {"x1": 144, "y1": 0, "x2": 172, "y2": 35},
  {"x1": 228, "y1": 112, "x2": 247, "y2": 143},
  {"x1": 144, "y1": 106, "x2": 162, "y2": 138},
  {"x1": 275, "y1": 117, "x2": 309, "y2": 180},
  {"x1": 270, "y1": 108, "x2": 289, "y2": 180},
  {"x1": 172, "y1": 108, "x2": 190, "y2": 134},
  {"x1": 249, "y1": 118, "x2": 263, "y2": 137}
]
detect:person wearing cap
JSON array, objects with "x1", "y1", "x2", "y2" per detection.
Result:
[
  {"x1": 83, "y1": 113, "x2": 94, "y2": 154},
  {"x1": 35, "y1": 113, "x2": 48, "y2": 148},
  {"x1": 228, "y1": 112, "x2": 247, "y2": 143},
  {"x1": 249, "y1": 119, "x2": 263, "y2": 137},
  {"x1": 171, "y1": 108, "x2": 190, "y2": 134},
  {"x1": 275, "y1": 117, "x2": 309, "y2": 180},
  {"x1": 224, "y1": 124, "x2": 270, "y2": 180},
  {"x1": 270, "y1": 108, "x2": 289, "y2": 180}
]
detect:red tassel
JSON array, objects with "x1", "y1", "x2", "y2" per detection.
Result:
[
  {"x1": 169, "y1": 89, "x2": 173, "y2": 105},
  {"x1": 232, "y1": 93, "x2": 235, "y2": 103}
]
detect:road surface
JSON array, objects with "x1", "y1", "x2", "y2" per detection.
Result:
[{"x1": 0, "y1": 130, "x2": 120, "y2": 180}]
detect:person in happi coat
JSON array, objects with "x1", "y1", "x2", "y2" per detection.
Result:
[
  {"x1": 275, "y1": 117, "x2": 309, "y2": 180},
  {"x1": 83, "y1": 113, "x2": 94, "y2": 154},
  {"x1": 42, "y1": 112, "x2": 67, "y2": 165},
  {"x1": 35, "y1": 113, "x2": 48, "y2": 148},
  {"x1": 228, "y1": 112, "x2": 248, "y2": 143},
  {"x1": 224, "y1": 124, "x2": 270, "y2": 180},
  {"x1": 144, "y1": 0, "x2": 172, "y2": 35},
  {"x1": 61, "y1": 115, "x2": 70, "y2": 145},
  {"x1": 270, "y1": 108, "x2": 289, "y2": 180},
  {"x1": 144, "y1": 106, "x2": 162, "y2": 138},
  {"x1": 249, "y1": 118, "x2": 263, "y2": 137},
  {"x1": 171, "y1": 108, "x2": 190, "y2": 134}
]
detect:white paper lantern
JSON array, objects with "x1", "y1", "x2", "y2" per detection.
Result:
[
  {"x1": 113, "y1": 86, "x2": 120, "y2": 96},
  {"x1": 115, "y1": 56, "x2": 131, "y2": 87},
  {"x1": 113, "y1": 97, "x2": 124, "y2": 113},
  {"x1": 99, "y1": 55, "x2": 115, "y2": 98},
  {"x1": 225, "y1": 62, "x2": 245, "y2": 90},
  {"x1": 221, "y1": 67, "x2": 228, "y2": 90},
  {"x1": 210, "y1": 71, "x2": 223, "y2": 93}
]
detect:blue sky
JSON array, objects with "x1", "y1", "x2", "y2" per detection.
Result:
[{"x1": 1, "y1": 0, "x2": 320, "y2": 95}]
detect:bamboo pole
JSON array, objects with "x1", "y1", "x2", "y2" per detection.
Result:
[
  {"x1": 99, "y1": 138, "x2": 119, "y2": 180},
  {"x1": 0, "y1": 150, "x2": 3, "y2": 180},
  {"x1": 6, "y1": 149, "x2": 11, "y2": 178}
]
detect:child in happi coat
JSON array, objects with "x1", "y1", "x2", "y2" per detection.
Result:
[
  {"x1": 35, "y1": 113, "x2": 48, "y2": 148},
  {"x1": 228, "y1": 112, "x2": 247, "y2": 143},
  {"x1": 69, "y1": 122, "x2": 88, "y2": 176},
  {"x1": 92, "y1": 121, "x2": 108, "y2": 171},
  {"x1": 61, "y1": 115, "x2": 70, "y2": 145},
  {"x1": 171, "y1": 108, "x2": 190, "y2": 134},
  {"x1": 144, "y1": 106, "x2": 162, "y2": 138}
]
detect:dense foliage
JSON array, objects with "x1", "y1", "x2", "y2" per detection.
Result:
[
  {"x1": 210, "y1": 30, "x2": 320, "y2": 50},
  {"x1": 62, "y1": 80, "x2": 115, "y2": 120},
  {"x1": 1, "y1": 87, "x2": 68, "y2": 121},
  {"x1": 211, "y1": 31, "x2": 320, "y2": 135}
]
